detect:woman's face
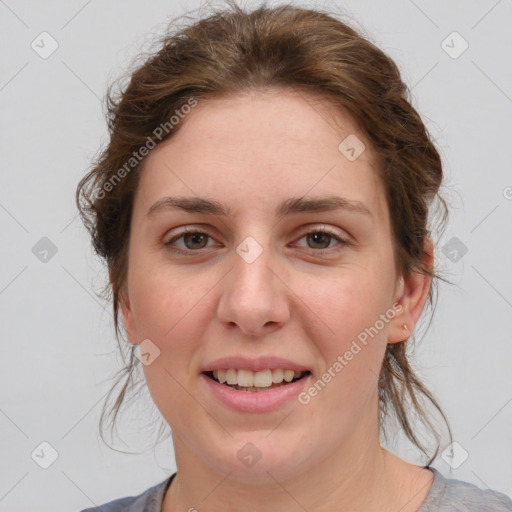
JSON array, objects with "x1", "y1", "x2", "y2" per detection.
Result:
[{"x1": 121, "y1": 89, "x2": 418, "y2": 482}]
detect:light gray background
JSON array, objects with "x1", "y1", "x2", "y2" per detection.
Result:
[{"x1": 1, "y1": 0, "x2": 511, "y2": 510}]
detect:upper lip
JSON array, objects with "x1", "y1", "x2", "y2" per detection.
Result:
[{"x1": 201, "y1": 356, "x2": 311, "y2": 373}]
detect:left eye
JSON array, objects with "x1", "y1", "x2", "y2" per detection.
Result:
[
  {"x1": 164, "y1": 228, "x2": 347, "y2": 254},
  {"x1": 294, "y1": 229, "x2": 346, "y2": 251}
]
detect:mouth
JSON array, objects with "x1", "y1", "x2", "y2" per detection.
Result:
[{"x1": 202, "y1": 369, "x2": 312, "y2": 393}]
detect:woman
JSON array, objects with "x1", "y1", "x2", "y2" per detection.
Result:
[{"x1": 76, "y1": 2, "x2": 512, "y2": 511}]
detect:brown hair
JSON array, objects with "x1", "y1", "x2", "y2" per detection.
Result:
[{"x1": 76, "y1": 0, "x2": 452, "y2": 463}]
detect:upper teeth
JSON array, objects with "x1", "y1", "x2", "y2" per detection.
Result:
[{"x1": 212, "y1": 369, "x2": 306, "y2": 387}]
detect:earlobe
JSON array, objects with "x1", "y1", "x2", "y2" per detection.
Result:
[
  {"x1": 388, "y1": 238, "x2": 433, "y2": 343},
  {"x1": 119, "y1": 287, "x2": 138, "y2": 345}
]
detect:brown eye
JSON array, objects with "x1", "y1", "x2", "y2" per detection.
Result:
[
  {"x1": 294, "y1": 227, "x2": 348, "y2": 254},
  {"x1": 164, "y1": 230, "x2": 215, "y2": 253},
  {"x1": 305, "y1": 232, "x2": 333, "y2": 250},
  {"x1": 181, "y1": 232, "x2": 209, "y2": 250}
]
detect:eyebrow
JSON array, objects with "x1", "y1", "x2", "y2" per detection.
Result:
[{"x1": 147, "y1": 195, "x2": 372, "y2": 219}]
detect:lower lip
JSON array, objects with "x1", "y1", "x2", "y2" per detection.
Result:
[{"x1": 200, "y1": 373, "x2": 311, "y2": 413}]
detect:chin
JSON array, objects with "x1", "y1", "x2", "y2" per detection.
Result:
[{"x1": 200, "y1": 433, "x2": 313, "y2": 484}]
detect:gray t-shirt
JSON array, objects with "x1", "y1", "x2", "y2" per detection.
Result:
[{"x1": 81, "y1": 467, "x2": 512, "y2": 511}]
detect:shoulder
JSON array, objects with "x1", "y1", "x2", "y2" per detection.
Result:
[
  {"x1": 79, "y1": 474, "x2": 175, "y2": 512},
  {"x1": 420, "y1": 467, "x2": 512, "y2": 511}
]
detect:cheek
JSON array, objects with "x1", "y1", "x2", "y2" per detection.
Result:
[
  {"x1": 129, "y1": 255, "x2": 201, "y2": 336},
  {"x1": 131, "y1": 270, "x2": 211, "y2": 424},
  {"x1": 308, "y1": 264, "x2": 393, "y2": 341},
  {"x1": 301, "y1": 263, "x2": 393, "y2": 396}
]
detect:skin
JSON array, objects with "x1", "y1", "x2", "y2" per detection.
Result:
[{"x1": 119, "y1": 88, "x2": 435, "y2": 511}]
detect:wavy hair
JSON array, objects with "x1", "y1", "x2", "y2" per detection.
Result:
[{"x1": 76, "y1": 0, "x2": 452, "y2": 463}]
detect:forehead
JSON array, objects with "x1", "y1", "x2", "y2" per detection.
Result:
[
  {"x1": 149, "y1": 89, "x2": 369, "y2": 166},
  {"x1": 134, "y1": 89, "x2": 387, "y2": 222}
]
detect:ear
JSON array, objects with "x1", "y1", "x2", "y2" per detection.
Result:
[
  {"x1": 387, "y1": 237, "x2": 433, "y2": 343},
  {"x1": 114, "y1": 271, "x2": 139, "y2": 346}
]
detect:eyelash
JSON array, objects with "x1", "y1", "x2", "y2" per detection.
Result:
[{"x1": 163, "y1": 226, "x2": 349, "y2": 256}]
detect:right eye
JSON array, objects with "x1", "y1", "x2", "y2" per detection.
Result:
[{"x1": 164, "y1": 229, "x2": 217, "y2": 254}]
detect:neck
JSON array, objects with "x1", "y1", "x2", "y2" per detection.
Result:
[{"x1": 161, "y1": 418, "x2": 429, "y2": 512}]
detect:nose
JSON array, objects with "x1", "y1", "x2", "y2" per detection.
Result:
[{"x1": 216, "y1": 242, "x2": 291, "y2": 337}]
